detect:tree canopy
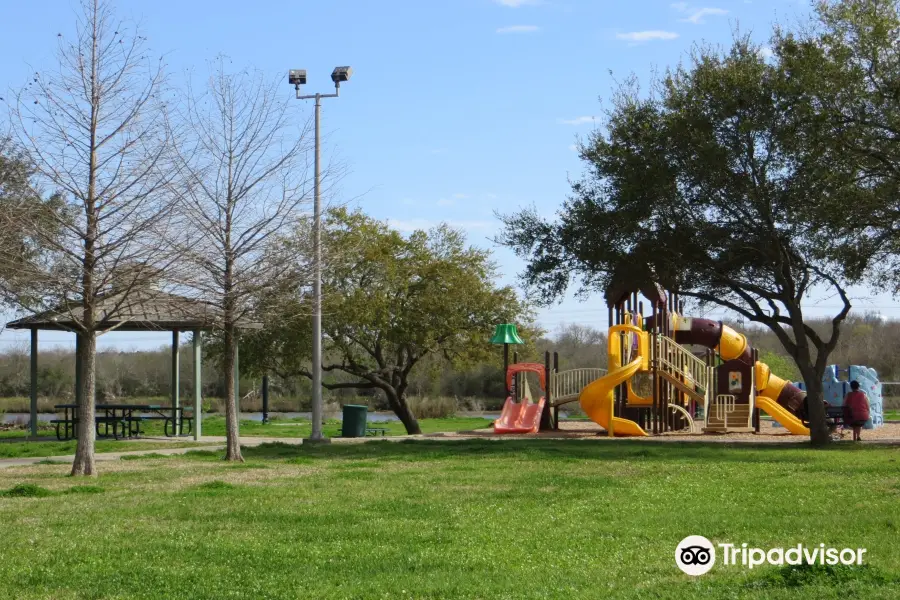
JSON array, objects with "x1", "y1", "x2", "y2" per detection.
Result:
[
  {"x1": 242, "y1": 208, "x2": 531, "y2": 434},
  {"x1": 0, "y1": 141, "x2": 66, "y2": 309},
  {"x1": 498, "y1": 13, "x2": 898, "y2": 443}
]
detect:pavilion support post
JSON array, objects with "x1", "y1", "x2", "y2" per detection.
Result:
[
  {"x1": 30, "y1": 328, "x2": 38, "y2": 438},
  {"x1": 262, "y1": 375, "x2": 269, "y2": 424},
  {"x1": 193, "y1": 330, "x2": 202, "y2": 440},
  {"x1": 172, "y1": 330, "x2": 180, "y2": 435}
]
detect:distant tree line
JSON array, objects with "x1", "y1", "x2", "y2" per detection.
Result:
[{"x1": 0, "y1": 324, "x2": 607, "y2": 407}]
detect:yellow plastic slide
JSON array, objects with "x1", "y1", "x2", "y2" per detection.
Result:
[
  {"x1": 754, "y1": 361, "x2": 810, "y2": 435},
  {"x1": 755, "y1": 396, "x2": 810, "y2": 435},
  {"x1": 578, "y1": 357, "x2": 649, "y2": 437}
]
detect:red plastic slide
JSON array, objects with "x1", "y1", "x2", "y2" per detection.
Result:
[
  {"x1": 494, "y1": 396, "x2": 546, "y2": 434},
  {"x1": 493, "y1": 363, "x2": 548, "y2": 434}
]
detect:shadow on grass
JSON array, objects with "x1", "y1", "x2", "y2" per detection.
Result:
[
  {"x1": 745, "y1": 563, "x2": 897, "y2": 589},
  {"x1": 171, "y1": 438, "x2": 899, "y2": 466}
]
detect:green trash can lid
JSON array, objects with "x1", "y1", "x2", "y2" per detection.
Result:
[{"x1": 343, "y1": 404, "x2": 368, "y2": 409}]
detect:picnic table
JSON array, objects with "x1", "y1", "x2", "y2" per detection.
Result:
[{"x1": 52, "y1": 404, "x2": 193, "y2": 441}]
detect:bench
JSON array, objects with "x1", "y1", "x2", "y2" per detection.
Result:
[
  {"x1": 94, "y1": 416, "x2": 128, "y2": 439},
  {"x1": 126, "y1": 413, "x2": 194, "y2": 437},
  {"x1": 365, "y1": 427, "x2": 388, "y2": 437},
  {"x1": 51, "y1": 416, "x2": 128, "y2": 440},
  {"x1": 51, "y1": 418, "x2": 76, "y2": 441}
]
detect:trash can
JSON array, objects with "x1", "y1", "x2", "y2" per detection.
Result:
[{"x1": 341, "y1": 404, "x2": 368, "y2": 438}]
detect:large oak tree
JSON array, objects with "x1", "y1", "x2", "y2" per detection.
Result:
[
  {"x1": 498, "y1": 33, "x2": 886, "y2": 445},
  {"x1": 242, "y1": 209, "x2": 530, "y2": 434}
]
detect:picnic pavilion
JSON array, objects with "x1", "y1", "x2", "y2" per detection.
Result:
[{"x1": 6, "y1": 290, "x2": 259, "y2": 440}]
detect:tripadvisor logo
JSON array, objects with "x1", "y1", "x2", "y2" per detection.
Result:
[
  {"x1": 676, "y1": 536, "x2": 868, "y2": 576},
  {"x1": 676, "y1": 535, "x2": 716, "y2": 576}
]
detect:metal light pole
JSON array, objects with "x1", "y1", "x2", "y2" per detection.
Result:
[{"x1": 290, "y1": 67, "x2": 352, "y2": 441}]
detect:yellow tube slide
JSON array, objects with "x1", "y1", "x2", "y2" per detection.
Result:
[
  {"x1": 578, "y1": 357, "x2": 649, "y2": 437},
  {"x1": 754, "y1": 361, "x2": 809, "y2": 434},
  {"x1": 755, "y1": 396, "x2": 810, "y2": 435},
  {"x1": 716, "y1": 324, "x2": 749, "y2": 361}
]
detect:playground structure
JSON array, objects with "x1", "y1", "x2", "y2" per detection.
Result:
[
  {"x1": 795, "y1": 365, "x2": 884, "y2": 429},
  {"x1": 493, "y1": 283, "x2": 813, "y2": 437}
]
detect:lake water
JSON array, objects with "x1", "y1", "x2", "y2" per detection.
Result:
[
  {"x1": 3, "y1": 410, "x2": 569, "y2": 425},
  {"x1": 2, "y1": 411, "x2": 505, "y2": 424},
  {"x1": 0, "y1": 411, "x2": 568, "y2": 425}
]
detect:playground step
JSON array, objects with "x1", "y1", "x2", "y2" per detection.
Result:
[
  {"x1": 703, "y1": 426, "x2": 755, "y2": 434},
  {"x1": 706, "y1": 404, "x2": 752, "y2": 431}
]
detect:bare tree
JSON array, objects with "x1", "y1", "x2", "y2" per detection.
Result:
[
  {"x1": 173, "y1": 58, "x2": 315, "y2": 461},
  {"x1": 4, "y1": 0, "x2": 177, "y2": 475}
]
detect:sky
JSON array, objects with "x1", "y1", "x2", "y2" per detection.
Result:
[{"x1": 1, "y1": 0, "x2": 896, "y2": 352}]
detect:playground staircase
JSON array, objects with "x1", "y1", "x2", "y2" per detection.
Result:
[
  {"x1": 703, "y1": 396, "x2": 753, "y2": 433},
  {"x1": 654, "y1": 335, "x2": 714, "y2": 400}
]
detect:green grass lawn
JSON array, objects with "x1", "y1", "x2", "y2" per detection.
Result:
[
  {"x1": 0, "y1": 439, "x2": 210, "y2": 459},
  {"x1": 110, "y1": 415, "x2": 491, "y2": 439},
  {"x1": 0, "y1": 440, "x2": 897, "y2": 599},
  {"x1": 0, "y1": 417, "x2": 491, "y2": 459}
]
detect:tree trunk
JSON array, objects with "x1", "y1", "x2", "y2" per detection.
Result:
[
  {"x1": 222, "y1": 325, "x2": 243, "y2": 461},
  {"x1": 386, "y1": 389, "x2": 421, "y2": 435},
  {"x1": 802, "y1": 374, "x2": 831, "y2": 446},
  {"x1": 71, "y1": 330, "x2": 97, "y2": 476}
]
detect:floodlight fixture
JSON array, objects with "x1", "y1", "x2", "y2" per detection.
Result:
[
  {"x1": 288, "y1": 69, "x2": 307, "y2": 86},
  {"x1": 331, "y1": 66, "x2": 353, "y2": 84}
]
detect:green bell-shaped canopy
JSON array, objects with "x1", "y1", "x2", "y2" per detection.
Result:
[{"x1": 490, "y1": 323, "x2": 524, "y2": 345}]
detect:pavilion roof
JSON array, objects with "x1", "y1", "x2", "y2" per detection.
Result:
[{"x1": 5, "y1": 290, "x2": 260, "y2": 332}]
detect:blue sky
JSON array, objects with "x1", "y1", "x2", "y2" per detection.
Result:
[{"x1": 1, "y1": 0, "x2": 894, "y2": 352}]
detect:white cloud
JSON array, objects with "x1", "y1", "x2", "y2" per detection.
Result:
[
  {"x1": 494, "y1": 0, "x2": 540, "y2": 6},
  {"x1": 758, "y1": 45, "x2": 774, "y2": 59},
  {"x1": 452, "y1": 193, "x2": 469, "y2": 199},
  {"x1": 484, "y1": 193, "x2": 498, "y2": 200},
  {"x1": 437, "y1": 198, "x2": 456, "y2": 207},
  {"x1": 496, "y1": 25, "x2": 540, "y2": 34},
  {"x1": 387, "y1": 218, "x2": 434, "y2": 232},
  {"x1": 558, "y1": 116, "x2": 595, "y2": 125},
  {"x1": 616, "y1": 30, "x2": 679, "y2": 43},
  {"x1": 388, "y1": 218, "x2": 490, "y2": 233},
  {"x1": 671, "y1": 4, "x2": 728, "y2": 25},
  {"x1": 569, "y1": 144, "x2": 579, "y2": 152}
]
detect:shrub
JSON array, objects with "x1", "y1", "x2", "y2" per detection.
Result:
[
  {"x1": 2, "y1": 484, "x2": 52, "y2": 498},
  {"x1": 406, "y1": 396, "x2": 458, "y2": 419}
]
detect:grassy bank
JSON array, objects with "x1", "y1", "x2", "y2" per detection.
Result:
[{"x1": 0, "y1": 440, "x2": 898, "y2": 598}]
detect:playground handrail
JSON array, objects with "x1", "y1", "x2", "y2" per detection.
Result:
[
  {"x1": 712, "y1": 394, "x2": 736, "y2": 421},
  {"x1": 549, "y1": 368, "x2": 608, "y2": 404},
  {"x1": 655, "y1": 335, "x2": 712, "y2": 397}
]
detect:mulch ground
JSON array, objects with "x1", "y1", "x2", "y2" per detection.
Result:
[{"x1": 427, "y1": 419, "x2": 900, "y2": 444}]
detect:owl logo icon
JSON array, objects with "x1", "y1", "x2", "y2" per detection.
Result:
[{"x1": 676, "y1": 536, "x2": 716, "y2": 576}]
